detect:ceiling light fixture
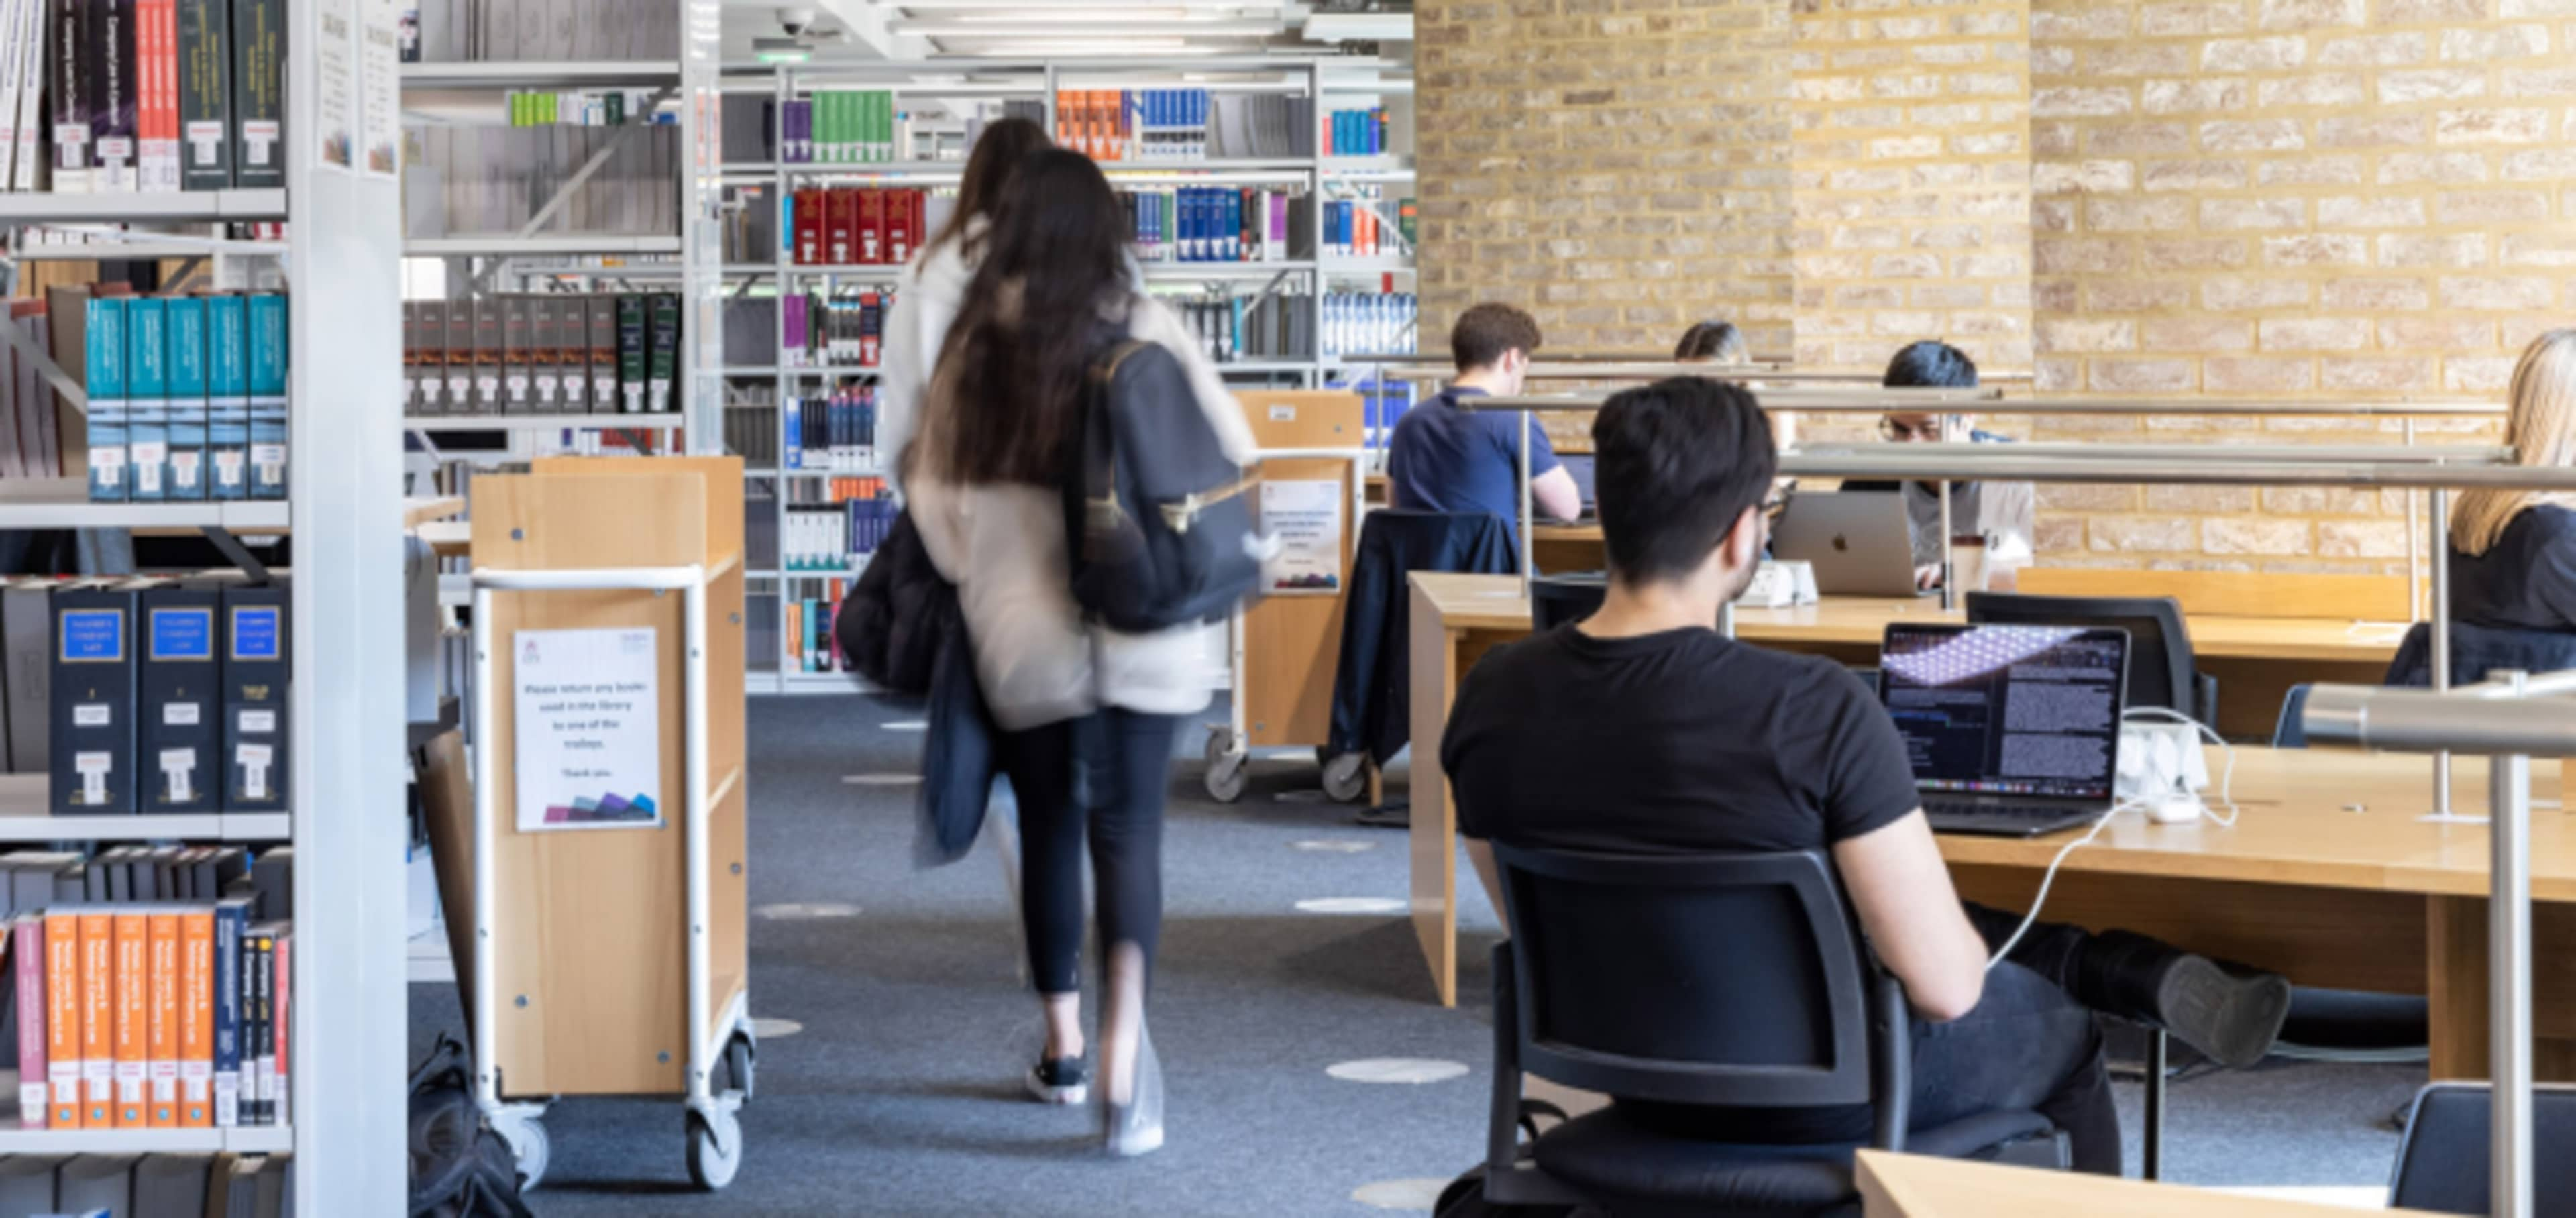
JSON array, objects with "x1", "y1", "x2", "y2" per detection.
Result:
[
  {"x1": 1300, "y1": 12, "x2": 1413, "y2": 41},
  {"x1": 900, "y1": 17, "x2": 1277, "y2": 34}
]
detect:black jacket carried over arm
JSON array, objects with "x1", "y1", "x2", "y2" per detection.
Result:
[
  {"x1": 1328, "y1": 510, "x2": 1517, "y2": 765},
  {"x1": 835, "y1": 510, "x2": 998, "y2": 866}
]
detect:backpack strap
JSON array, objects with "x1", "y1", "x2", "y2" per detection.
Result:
[{"x1": 1076, "y1": 340, "x2": 1154, "y2": 537}]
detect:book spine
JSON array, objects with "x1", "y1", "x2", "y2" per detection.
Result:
[
  {"x1": 246, "y1": 924, "x2": 269, "y2": 1124},
  {"x1": 226, "y1": 0, "x2": 276, "y2": 187},
  {"x1": 270, "y1": 928, "x2": 285, "y2": 1124},
  {"x1": 0, "y1": 0, "x2": 28, "y2": 191},
  {"x1": 616, "y1": 294, "x2": 644, "y2": 413},
  {"x1": 49, "y1": 0, "x2": 86, "y2": 190},
  {"x1": 647, "y1": 292, "x2": 677, "y2": 413},
  {"x1": 138, "y1": 0, "x2": 173, "y2": 190},
  {"x1": 124, "y1": 296, "x2": 166, "y2": 500},
  {"x1": 11, "y1": 0, "x2": 40, "y2": 191},
  {"x1": 44, "y1": 910, "x2": 78, "y2": 1126},
  {"x1": 244, "y1": 291, "x2": 284, "y2": 498},
  {"x1": 146, "y1": 908, "x2": 176, "y2": 1125},
  {"x1": 89, "y1": 0, "x2": 135, "y2": 190},
  {"x1": 140, "y1": 586, "x2": 217, "y2": 812},
  {"x1": 77, "y1": 909, "x2": 109, "y2": 1125},
  {"x1": 13, "y1": 914, "x2": 42, "y2": 1127},
  {"x1": 205, "y1": 292, "x2": 248, "y2": 498},
  {"x1": 164, "y1": 295, "x2": 208, "y2": 499},
  {"x1": 53, "y1": 585, "x2": 137, "y2": 815},
  {"x1": 210, "y1": 897, "x2": 239, "y2": 1125},
  {"x1": 110, "y1": 909, "x2": 142, "y2": 1125},
  {"x1": 219, "y1": 580, "x2": 286, "y2": 812},
  {"x1": 85, "y1": 296, "x2": 129, "y2": 502},
  {"x1": 178, "y1": 905, "x2": 211, "y2": 1125},
  {"x1": 174, "y1": 0, "x2": 225, "y2": 189}
]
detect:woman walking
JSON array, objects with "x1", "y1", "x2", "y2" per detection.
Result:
[{"x1": 904, "y1": 148, "x2": 1256, "y2": 1156}]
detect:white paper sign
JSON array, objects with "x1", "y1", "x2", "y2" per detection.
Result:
[
  {"x1": 357, "y1": 0, "x2": 402, "y2": 178},
  {"x1": 314, "y1": 0, "x2": 356, "y2": 172},
  {"x1": 513, "y1": 628, "x2": 663, "y2": 832},
  {"x1": 1261, "y1": 479, "x2": 1343, "y2": 594}
]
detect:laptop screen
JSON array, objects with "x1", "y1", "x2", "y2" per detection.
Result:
[
  {"x1": 1878, "y1": 624, "x2": 2130, "y2": 801},
  {"x1": 1558, "y1": 455, "x2": 1597, "y2": 511}
]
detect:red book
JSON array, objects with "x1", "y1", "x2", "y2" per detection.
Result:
[
  {"x1": 793, "y1": 189, "x2": 825, "y2": 264},
  {"x1": 13, "y1": 915, "x2": 43, "y2": 1127},
  {"x1": 858, "y1": 190, "x2": 884, "y2": 264},
  {"x1": 887, "y1": 190, "x2": 914, "y2": 265},
  {"x1": 826, "y1": 189, "x2": 857, "y2": 265}
]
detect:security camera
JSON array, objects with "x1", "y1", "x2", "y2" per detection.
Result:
[{"x1": 776, "y1": 5, "x2": 817, "y2": 35}]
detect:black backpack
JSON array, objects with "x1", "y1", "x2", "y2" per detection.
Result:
[
  {"x1": 1063, "y1": 339, "x2": 1260, "y2": 633},
  {"x1": 407, "y1": 1035, "x2": 534, "y2": 1218}
]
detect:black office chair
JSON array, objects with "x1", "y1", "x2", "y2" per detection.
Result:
[
  {"x1": 2389, "y1": 1082, "x2": 2576, "y2": 1213},
  {"x1": 1531, "y1": 572, "x2": 1606, "y2": 632},
  {"x1": 1481, "y1": 844, "x2": 2066, "y2": 1217},
  {"x1": 2383, "y1": 620, "x2": 2576, "y2": 688},
  {"x1": 1965, "y1": 592, "x2": 2218, "y2": 727}
]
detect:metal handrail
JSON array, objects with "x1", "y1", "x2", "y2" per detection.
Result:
[
  {"x1": 1789, "y1": 442, "x2": 2513, "y2": 466},
  {"x1": 1467, "y1": 392, "x2": 2503, "y2": 417}
]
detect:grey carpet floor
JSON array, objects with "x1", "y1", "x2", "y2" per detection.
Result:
[{"x1": 407, "y1": 695, "x2": 2423, "y2": 1215}]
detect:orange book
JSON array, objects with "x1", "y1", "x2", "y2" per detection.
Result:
[
  {"x1": 78, "y1": 911, "x2": 112, "y2": 1127},
  {"x1": 44, "y1": 911, "x2": 81, "y2": 1128},
  {"x1": 178, "y1": 908, "x2": 214, "y2": 1126},
  {"x1": 146, "y1": 910, "x2": 180, "y2": 1127},
  {"x1": 112, "y1": 910, "x2": 147, "y2": 1127}
]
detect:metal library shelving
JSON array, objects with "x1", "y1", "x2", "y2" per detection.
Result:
[
  {"x1": 0, "y1": 30, "x2": 412, "y2": 1203},
  {"x1": 718, "y1": 56, "x2": 1414, "y2": 694}
]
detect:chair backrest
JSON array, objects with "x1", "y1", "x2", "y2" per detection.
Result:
[
  {"x1": 1529, "y1": 573, "x2": 1606, "y2": 632},
  {"x1": 2015, "y1": 566, "x2": 2410, "y2": 622},
  {"x1": 2388, "y1": 1082, "x2": 2576, "y2": 1214},
  {"x1": 2384, "y1": 620, "x2": 2576, "y2": 688},
  {"x1": 1489, "y1": 843, "x2": 1876, "y2": 1109},
  {"x1": 1967, "y1": 592, "x2": 2197, "y2": 720}
]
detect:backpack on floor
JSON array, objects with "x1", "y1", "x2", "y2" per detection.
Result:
[{"x1": 408, "y1": 1034, "x2": 535, "y2": 1218}]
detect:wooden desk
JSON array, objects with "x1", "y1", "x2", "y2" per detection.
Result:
[
  {"x1": 1408, "y1": 572, "x2": 2574, "y2": 1081},
  {"x1": 1855, "y1": 1152, "x2": 2439, "y2": 1217},
  {"x1": 1439, "y1": 568, "x2": 2402, "y2": 737}
]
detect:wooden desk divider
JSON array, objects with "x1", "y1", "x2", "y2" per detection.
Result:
[
  {"x1": 1236, "y1": 390, "x2": 1365, "y2": 757},
  {"x1": 2015, "y1": 567, "x2": 2414, "y2": 624},
  {"x1": 470, "y1": 457, "x2": 749, "y2": 1097}
]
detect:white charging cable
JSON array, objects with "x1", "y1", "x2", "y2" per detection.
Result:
[{"x1": 1983, "y1": 709, "x2": 2241, "y2": 969}]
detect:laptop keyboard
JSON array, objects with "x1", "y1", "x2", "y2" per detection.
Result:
[{"x1": 1927, "y1": 798, "x2": 2080, "y2": 820}]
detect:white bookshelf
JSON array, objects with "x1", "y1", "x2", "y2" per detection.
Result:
[
  {"x1": 400, "y1": 413, "x2": 687, "y2": 432},
  {"x1": 0, "y1": 1120, "x2": 296, "y2": 1154},
  {"x1": 0, "y1": 479, "x2": 292, "y2": 529},
  {"x1": 0, "y1": 189, "x2": 288, "y2": 225},
  {"x1": 0, "y1": 776, "x2": 292, "y2": 841},
  {"x1": 399, "y1": 60, "x2": 683, "y2": 90},
  {"x1": 404, "y1": 234, "x2": 685, "y2": 258}
]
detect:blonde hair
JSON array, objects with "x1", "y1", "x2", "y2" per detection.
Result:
[{"x1": 2453, "y1": 329, "x2": 2576, "y2": 556}]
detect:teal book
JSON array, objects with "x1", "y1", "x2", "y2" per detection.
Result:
[
  {"x1": 165, "y1": 297, "x2": 211, "y2": 500},
  {"x1": 125, "y1": 298, "x2": 170, "y2": 502},
  {"x1": 206, "y1": 294, "x2": 250, "y2": 501},
  {"x1": 244, "y1": 293, "x2": 286, "y2": 500},
  {"x1": 85, "y1": 298, "x2": 130, "y2": 503}
]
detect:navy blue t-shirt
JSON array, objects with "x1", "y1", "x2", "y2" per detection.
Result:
[{"x1": 1387, "y1": 386, "x2": 1561, "y2": 554}]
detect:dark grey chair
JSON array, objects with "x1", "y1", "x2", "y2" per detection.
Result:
[
  {"x1": 1481, "y1": 845, "x2": 2067, "y2": 1217},
  {"x1": 1965, "y1": 592, "x2": 2217, "y2": 728},
  {"x1": 2389, "y1": 1082, "x2": 2576, "y2": 1214}
]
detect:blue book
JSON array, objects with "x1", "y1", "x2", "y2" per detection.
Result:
[
  {"x1": 140, "y1": 582, "x2": 220, "y2": 812},
  {"x1": 245, "y1": 293, "x2": 287, "y2": 500},
  {"x1": 165, "y1": 297, "x2": 210, "y2": 500},
  {"x1": 213, "y1": 895, "x2": 248, "y2": 1126},
  {"x1": 207, "y1": 294, "x2": 250, "y2": 500},
  {"x1": 83, "y1": 298, "x2": 129, "y2": 502},
  {"x1": 220, "y1": 579, "x2": 288, "y2": 812},
  {"x1": 51, "y1": 582, "x2": 137, "y2": 814},
  {"x1": 126, "y1": 298, "x2": 170, "y2": 500},
  {"x1": 782, "y1": 394, "x2": 802, "y2": 470}
]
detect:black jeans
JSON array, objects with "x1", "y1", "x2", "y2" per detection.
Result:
[{"x1": 994, "y1": 708, "x2": 1182, "y2": 995}]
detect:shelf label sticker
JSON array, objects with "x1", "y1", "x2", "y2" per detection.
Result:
[
  {"x1": 237, "y1": 744, "x2": 273, "y2": 801},
  {"x1": 238, "y1": 710, "x2": 278, "y2": 735},
  {"x1": 73, "y1": 704, "x2": 110, "y2": 728},
  {"x1": 161, "y1": 749, "x2": 197, "y2": 804},
  {"x1": 75, "y1": 751, "x2": 111, "y2": 805},
  {"x1": 164, "y1": 702, "x2": 201, "y2": 726}
]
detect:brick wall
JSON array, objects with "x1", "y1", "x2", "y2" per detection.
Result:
[
  {"x1": 1791, "y1": 0, "x2": 2035, "y2": 375},
  {"x1": 1413, "y1": 0, "x2": 1796, "y2": 361}
]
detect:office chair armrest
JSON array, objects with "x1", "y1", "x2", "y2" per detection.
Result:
[
  {"x1": 1870, "y1": 970, "x2": 1911, "y2": 1153},
  {"x1": 2193, "y1": 671, "x2": 2220, "y2": 731},
  {"x1": 1489, "y1": 941, "x2": 1524, "y2": 1176}
]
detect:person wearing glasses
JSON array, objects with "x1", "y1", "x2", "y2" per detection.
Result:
[
  {"x1": 1443, "y1": 377, "x2": 2290, "y2": 1176},
  {"x1": 1849, "y1": 341, "x2": 2033, "y2": 591}
]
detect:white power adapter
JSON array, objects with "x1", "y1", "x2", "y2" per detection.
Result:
[{"x1": 2116, "y1": 718, "x2": 2208, "y2": 824}]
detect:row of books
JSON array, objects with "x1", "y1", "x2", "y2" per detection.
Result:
[
  {"x1": 37, "y1": 576, "x2": 289, "y2": 816},
  {"x1": 83, "y1": 293, "x2": 288, "y2": 502},
  {"x1": 406, "y1": 125, "x2": 680, "y2": 239},
  {"x1": 1057, "y1": 90, "x2": 1315, "y2": 162},
  {"x1": 501, "y1": 89, "x2": 657, "y2": 127},
  {"x1": 782, "y1": 586, "x2": 846, "y2": 675},
  {"x1": 407, "y1": 0, "x2": 678, "y2": 64},
  {"x1": 1324, "y1": 109, "x2": 1392, "y2": 157},
  {"x1": 0, "y1": 1150, "x2": 289, "y2": 1216},
  {"x1": 8, "y1": 900, "x2": 291, "y2": 1131},
  {"x1": 720, "y1": 386, "x2": 779, "y2": 467},
  {"x1": 718, "y1": 183, "x2": 776, "y2": 266},
  {"x1": 783, "y1": 291, "x2": 889, "y2": 370},
  {"x1": 782, "y1": 387, "x2": 877, "y2": 474},
  {"x1": 782, "y1": 487, "x2": 892, "y2": 573},
  {"x1": 0, "y1": 844, "x2": 289, "y2": 917},
  {"x1": 786, "y1": 187, "x2": 943, "y2": 266},
  {"x1": 4, "y1": 0, "x2": 286, "y2": 194},
  {"x1": 401, "y1": 294, "x2": 682, "y2": 417},
  {"x1": 719, "y1": 99, "x2": 1047, "y2": 168},
  {"x1": 773, "y1": 91, "x2": 900, "y2": 164},
  {"x1": 1173, "y1": 292, "x2": 1316, "y2": 366},
  {"x1": 0, "y1": 299, "x2": 58, "y2": 480},
  {"x1": 1324, "y1": 197, "x2": 1394, "y2": 258},
  {"x1": 1122, "y1": 188, "x2": 1310, "y2": 265},
  {"x1": 1321, "y1": 293, "x2": 1418, "y2": 360}
]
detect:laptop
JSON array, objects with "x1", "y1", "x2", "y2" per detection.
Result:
[
  {"x1": 1559, "y1": 454, "x2": 1598, "y2": 520},
  {"x1": 1769, "y1": 490, "x2": 1924, "y2": 597},
  {"x1": 1878, "y1": 623, "x2": 2132, "y2": 838}
]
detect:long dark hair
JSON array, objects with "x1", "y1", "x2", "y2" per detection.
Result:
[
  {"x1": 926, "y1": 148, "x2": 1132, "y2": 486},
  {"x1": 924, "y1": 116, "x2": 1050, "y2": 261}
]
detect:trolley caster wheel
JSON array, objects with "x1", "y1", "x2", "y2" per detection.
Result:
[
  {"x1": 686, "y1": 1107, "x2": 743, "y2": 1191},
  {"x1": 499, "y1": 1115, "x2": 550, "y2": 1192},
  {"x1": 1203, "y1": 732, "x2": 1247, "y2": 804},
  {"x1": 725, "y1": 1032, "x2": 757, "y2": 1103},
  {"x1": 1321, "y1": 753, "x2": 1368, "y2": 804}
]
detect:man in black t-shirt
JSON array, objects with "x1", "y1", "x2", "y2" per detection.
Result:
[{"x1": 1443, "y1": 378, "x2": 2290, "y2": 1174}]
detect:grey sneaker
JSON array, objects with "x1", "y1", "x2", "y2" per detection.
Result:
[{"x1": 1102, "y1": 1026, "x2": 1163, "y2": 1157}]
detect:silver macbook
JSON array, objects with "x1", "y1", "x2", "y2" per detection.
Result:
[{"x1": 1769, "y1": 490, "x2": 1923, "y2": 597}]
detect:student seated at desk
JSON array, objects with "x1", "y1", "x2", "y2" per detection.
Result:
[
  {"x1": 1676, "y1": 319, "x2": 1794, "y2": 449},
  {"x1": 1387, "y1": 303, "x2": 1582, "y2": 555},
  {"x1": 1441, "y1": 378, "x2": 2291, "y2": 1174},
  {"x1": 1844, "y1": 341, "x2": 2033, "y2": 590},
  {"x1": 2451, "y1": 330, "x2": 2576, "y2": 632}
]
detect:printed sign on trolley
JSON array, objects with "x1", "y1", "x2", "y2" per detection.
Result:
[
  {"x1": 514, "y1": 628, "x2": 663, "y2": 832},
  {"x1": 1261, "y1": 478, "x2": 1343, "y2": 594}
]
